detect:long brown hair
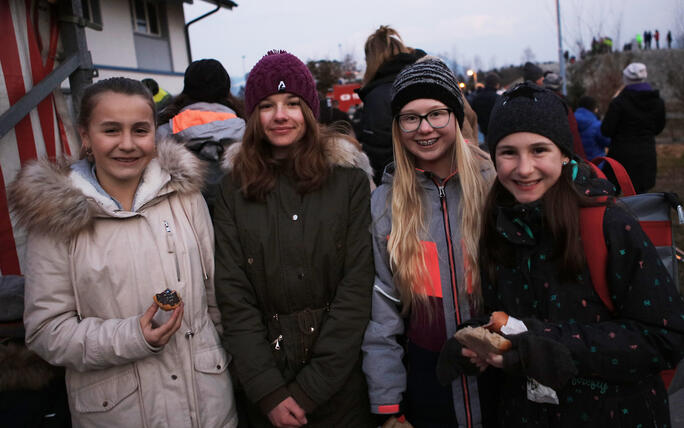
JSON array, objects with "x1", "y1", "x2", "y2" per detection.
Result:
[
  {"x1": 480, "y1": 162, "x2": 605, "y2": 284},
  {"x1": 232, "y1": 101, "x2": 330, "y2": 201},
  {"x1": 363, "y1": 25, "x2": 412, "y2": 85}
]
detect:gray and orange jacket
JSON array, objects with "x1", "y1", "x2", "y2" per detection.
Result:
[
  {"x1": 157, "y1": 102, "x2": 245, "y2": 142},
  {"x1": 362, "y1": 159, "x2": 494, "y2": 428}
]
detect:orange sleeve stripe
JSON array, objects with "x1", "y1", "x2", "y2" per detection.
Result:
[
  {"x1": 377, "y1": 404, "x2": 400, "y2": 414},
  {"x1": 419, "y1": 241, "x2": 443, "y2": 298},
  {"x1": 171, "y1": 109, "x2": 237, "y2": 134},
  {"x1": 383, "y1": 237, "x2": 443, "y2": 298}
]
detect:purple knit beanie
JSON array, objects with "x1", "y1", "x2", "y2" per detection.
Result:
[{"x1": 244, "y1": 50, "x2": 320, "y2": 119}]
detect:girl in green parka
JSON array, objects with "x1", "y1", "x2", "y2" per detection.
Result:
[{"x1": 213, "y1": 50, "x2": 376, "y2": 428}]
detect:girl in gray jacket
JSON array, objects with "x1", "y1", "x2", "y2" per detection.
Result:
[{"x1": 362, "y1": 57, "x2": 494, "y2": 427}]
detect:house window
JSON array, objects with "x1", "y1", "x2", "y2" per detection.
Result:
[
  {"x1": 131, "y1": 0, "x2": 161, "y2": 36},
  {"x1": 81, "y1": 0, "x2": 102, "y2": 26}
]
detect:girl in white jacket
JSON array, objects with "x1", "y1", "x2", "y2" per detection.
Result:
[{"x1": 9, "y1": 77, "x2": 237, "y2": 428}]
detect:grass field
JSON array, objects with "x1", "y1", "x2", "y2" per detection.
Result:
[{"x1": 653, "y1": 144, "x2": 684, "y2": 293}]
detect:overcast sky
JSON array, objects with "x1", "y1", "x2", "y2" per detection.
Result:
[{"x1": 184, "y1": 0, "x2": 682, "y2": 88}]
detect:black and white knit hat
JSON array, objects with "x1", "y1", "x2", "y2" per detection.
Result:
[
  {"x1": 390, "y1": 57, "x2": 465, "y2": 128},
  {"x1": 486, "y1": 82, "x2": 573, "y2": 163}
]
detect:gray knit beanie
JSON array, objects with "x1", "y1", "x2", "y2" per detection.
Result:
[
  {"x1": 542, "y1": 72, "x2": 562, "y2": 91},
  {"x1": 623, "y1": 62, "x2": 647, "y2": 85},
  {"x1": 390, "y1": 57, "x2": 465, "y2": 128},
  {"x1": 486, "y1": 82, "x2": 573, "y2": 164}
]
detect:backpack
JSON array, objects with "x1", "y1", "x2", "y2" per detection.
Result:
[
  {"x1": 579, "y1": 156, "x2": 683, "y2": 389},
  {"x1": 185, "y1": 138, "x2": 233, "y2": 217}
]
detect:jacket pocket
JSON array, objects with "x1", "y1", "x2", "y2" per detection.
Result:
[
  {"x1": 194, "y1": 346, "x2": 231, "y2": 374},
  {"x1": 193, "y1": 347, "x2": 235, "y2": 426},
  {"x1": 267, "y1": 307, "x2": 329, "y2": 382},
  {"x1": 72, "y1": 368, "x2": 138, "y2": 414}
]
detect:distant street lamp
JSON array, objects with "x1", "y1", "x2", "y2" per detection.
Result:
[{"x1": 466, "y1": 69, "x2": 478, "y2": 86}]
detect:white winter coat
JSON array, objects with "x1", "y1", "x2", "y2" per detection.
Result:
[{"x1": 9, "y1": 139, "x2": 237, "y2": 428}]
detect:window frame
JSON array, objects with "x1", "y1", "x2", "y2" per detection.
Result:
[
  {"x1": 81, "y1": 0, "x2": 102, "y2": 26},
  {"x1": 130, "y1": 0, "x2": 162, "y2": 37}
]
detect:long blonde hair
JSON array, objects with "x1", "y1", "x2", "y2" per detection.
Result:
[
  {"x1": 363, "y1": 25, "x2": 412, "y2": 85},
  {"x1": 387, "y1": 119, "x2": 493, "y2": 315}
]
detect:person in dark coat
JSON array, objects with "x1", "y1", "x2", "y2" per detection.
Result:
[
  {"x1": 156, "y1": 59, "x2": 246, "y2": 216},
  {"x1": 523, "y1": 62, "x2": 544, "y2": 85},
  {"x1": 213, "y1": 50, "x2": 376, "y2": 428},
  {"x1": 472, "y1": 72, "x2": 501, "y2": 138},
  {"x1": 437, "y1": 82, "x2": 684, "y2": 427},
  {"x1": 601, "y1": 63, "x2": 666, "y2": 194},
  {"x1": 356, "y1": 26, "x2": 425, "y2": 185}
]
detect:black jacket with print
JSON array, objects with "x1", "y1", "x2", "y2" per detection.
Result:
[{"x1": 480, "y1": 170, "x2": 684, "y2": 427}]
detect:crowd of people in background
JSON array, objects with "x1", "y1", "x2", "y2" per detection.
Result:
[{"x1": 3, "y1": 22, "x2": 682, "y2": 428}]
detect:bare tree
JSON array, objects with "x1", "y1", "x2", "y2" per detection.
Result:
[
  {"x1": 340, "y1": 52, "x2": 359, "y2": 81},
  {"x1": 562, "y1": 0, "x2": 623, "y2": 57},
  {"x1": 436, "y1": 45, "x2": 465, "y2": 77},
  {"x1": 675, "y1": 2, "x2": 684, "y2": 48},
  {"x1": 473, "y1": 55, "x2": 483, "y2": 73},
  {"x1": 521, "y1": 47, "x2": 536, "y2": 64},
  {"x1": 489, "y1": 55, "x2": 498, "y2": 71}
]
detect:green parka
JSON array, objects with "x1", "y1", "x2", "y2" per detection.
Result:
[{"x1": 214, "y1": 137, "x2": 375, "y2": 427}]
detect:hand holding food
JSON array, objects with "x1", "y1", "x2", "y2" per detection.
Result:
[{"x1": 453, "y1": 326, "x2": 512, "y2": 357}]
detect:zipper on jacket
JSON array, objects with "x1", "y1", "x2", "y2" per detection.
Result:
[
  {"x1": 431, "y1": 177, "x2": 474, "y2": 428},
  {"x1": 272, "y1": 334, "x2": 283, "y2": 351},
  {"x1": 133, "y1": 365, "x2": 150, "y2": 428},
  {"x1": 163, "y1": 220, "x2": 181, "y2": 282},
  {"x1": 185, "y1": 325, "x2": 200, "y2": 427}
]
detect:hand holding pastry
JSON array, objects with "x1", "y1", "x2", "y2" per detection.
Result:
[{"x1": 140, "y1": 300, "x2": 183, "y2": 347}]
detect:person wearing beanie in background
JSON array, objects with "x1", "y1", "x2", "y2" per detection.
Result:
[
  {"x1": 471, "y1": 72, "x2": 501, "y2": 140},
  {"x1": 543, "y1": 73, "x2": 588, "y2": 160},
  {"x1": 362, "y1": 56, "x2": 495, "y2": 428},
  {"x1": 213, "y1": 50, "x2": 375, "y2": 428},
  {"x1": 438, "y1": 82, "x2": 684, "y2": 427},
  {"x1": 523, "y1": 62, "x2": 544, "y2": 86},
  {"x1": 142, "y1": 77, "x2": 172, "y2": 112},
  {"x1": 601, "y1": 62, "x2": 666, "y2": 194},
  {"x1": 156, "y1": 59, "x2": 246, "y2": 215},
  {"x1": 357, "y1": 25, "x2": 481, "y2": 186},
  {"x1": 574, "y1": 95, "x2": 611, "y2": 162}
]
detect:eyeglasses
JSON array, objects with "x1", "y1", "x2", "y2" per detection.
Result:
[{"x1": 397, "y1": 108, "x2": 452, "y2": 133}]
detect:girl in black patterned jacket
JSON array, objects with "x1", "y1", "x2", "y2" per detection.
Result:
[{"x1": 440, "y1": 82, "x2": 684, "y2": 427}]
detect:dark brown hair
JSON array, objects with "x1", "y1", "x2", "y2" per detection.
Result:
[
  {"x1": 232, "y1": 101, "x2": 331, "y2": 201},
  {"x1": 78, "y1": 77, "x2": 156, "y2": 130},
  {"x1": 480, "y1": 162, "x2": 606, "y2": 284}
]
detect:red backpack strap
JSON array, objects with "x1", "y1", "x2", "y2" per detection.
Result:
[
  {"x1": 590, "y1": 156, "x2": 636, "y2": 196},
  {"x1": 587, "y1": 158, "x2": 607, "y2": 179},
  {"x1": 579, "y1": 204, "x2": 615, "y2": 313}
]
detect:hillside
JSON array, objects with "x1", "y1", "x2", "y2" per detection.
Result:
[{"x1": 567, "y1": 49, "x2": 684, "y2": 143}]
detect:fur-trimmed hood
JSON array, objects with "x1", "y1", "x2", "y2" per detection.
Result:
[
  {"x1": 220, "y1": 136, "x2": 375, "y2": 187},
  {"x1": 8, "y1": 137, "x2": 206, "y2": 240}
]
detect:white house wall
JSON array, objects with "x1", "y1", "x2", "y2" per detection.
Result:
[
  {"x1": 84, "y1": 0, "x2": 187, "y2": 94},
  {"x1": 167, "y1": 4, "x2": 189, "y2": 74},
  {"x1": 85, "y1": 0, "x2": 137, "y2": 68},
  {"x1": 94, "y1": 68, "x2": 184, "y2": 95}
]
